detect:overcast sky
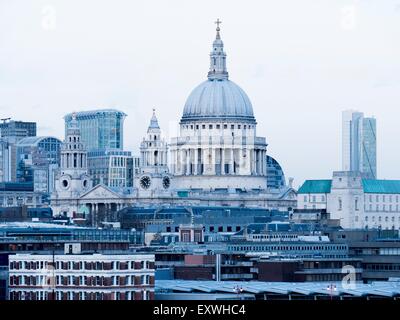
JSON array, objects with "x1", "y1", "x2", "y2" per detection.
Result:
[{"x1": 1, "y1": 0, "x2": 400, "y2": 187}]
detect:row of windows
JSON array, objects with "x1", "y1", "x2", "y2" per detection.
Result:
[
  {"x1": 303, "y1": 195, "x2": 326, "y2": 203},
  {"x1": 366, "y1": 194, "x2": 400, "y2": 203},
  {"x1": 365, "y1": 204, "x2": 400, "y2": 212},
  {"x1": 166, "y1": 226, "x2": 242, "y2": 233},
  {"x1": 229, "y1": 245, "x2": 347, "y2": 252},
  {"x1": 9, "y1": 260, "x2": 154, "y2": 271},
  {"x1": 0, "y1": 196, "x2": 41, "y2": 206},
  {"x1": 182, "y1": 123, "x2": 255, "y2": 130},
  {"x1": 303, "y1": 194, "x2": 400, "y2": 207},
  {"x1": 10, "y1": 275, "x2": 152, "y2": 286},
  {"x1": 9, "y1": 290, "x2": 151, "y2": 301},
  {"x1": 365, "y1": 264, "x2": 400, "y2": 271},
  {"x1": 362, "y1": 216, "x2": 400, "y2": 222}
]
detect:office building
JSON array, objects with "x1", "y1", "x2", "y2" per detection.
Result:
[
  {"x1": 0, "y1": 182, "x2": 44, "y2": 208},
  {"x1": 16, "y1": 136, "x2": 62, "y2": 194},
  {"x1": 0, "y1": 120, "x2": 36, "y2": 142},
  {"x1": 87, "y1": 149, "x2": 134, "y2": 188},
  {"x1": 8, "y1": 252, "x2": 155, "y2": 300},
  {"x1": 0, "y1": 140, "x2": 11, "y2": 182},
  {"x1": 298, "y1": 171, "x2": 400, "y2": 229},
  {"x1": 64, "y1": 109, "x2": 126, "y2": 151},
  {"x1": 342, "y1": 110, "x2": 377, "y2": 179},
  {"x1": 0, "y1": 120, "x2": 37, "y2": 182}
]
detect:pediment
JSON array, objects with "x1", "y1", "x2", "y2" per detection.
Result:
[{"x1": 79, "y1": 184, "x2": 122, "y2": 200}]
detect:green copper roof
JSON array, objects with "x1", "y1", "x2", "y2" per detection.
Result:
[
  {"x1": 362, "y1": 179, "x2": 400, "y2": 194},
  {"x1": 298, "y1": 180, "x2": 332, "y2": 194}
]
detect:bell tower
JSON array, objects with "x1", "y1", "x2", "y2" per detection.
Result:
[
  {"x1": 135, "y1": 109, "x2": 171, "y2": 193},
  {"x1": 51, "y1": 112, "x2": 92, "y2": 217}
]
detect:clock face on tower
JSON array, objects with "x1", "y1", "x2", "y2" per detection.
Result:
[
  {"x1": 162, "y1": 176, "x2": 170, "y2": 189},
  {"x1": 140, "y1": 175, "x2": 151, "y2": 189}
]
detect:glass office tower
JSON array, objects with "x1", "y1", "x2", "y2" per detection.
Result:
[
  {"x1": 64, "y1": 109, "x2": 126, "y2": 151},
  {"x1": 342, "y1": 110, "x2": 377, "y2": 179}
]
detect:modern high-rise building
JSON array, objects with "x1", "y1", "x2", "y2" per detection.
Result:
[
  {"x1": 0, "y1": 119, "x2": 37, "y2": 182},
  {"x1": 0, "y1": 140, "x2": 11, "y2": 182},
  {"x1": 16, "y1": 136, "x2": 62, "y2": 195},
  {"x1": 0, "y1": 120, "x2": 37, "y2": 142},
  {"x1": 64, "y1": 109, "x2": 126, "y2": 151},
  {"x1": 342, "y1": 110, "x2": 377, "y2": 179}
]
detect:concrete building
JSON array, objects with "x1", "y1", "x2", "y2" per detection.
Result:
[
  {"x1": 298, "y1": 171, "x2": 400, "y2": 230},
  {"x1": 0, "y1": 182, "x2": 44, "y2": 208},
  {"x1": 64, "y1": 109, "x2": 126, "y2": 151},
  {"x1": 342, "y1": 110, "x2": 377, "y2": 179},
  {"x1": 8, "y1": 252, "x2": 155, "y2": 300}
]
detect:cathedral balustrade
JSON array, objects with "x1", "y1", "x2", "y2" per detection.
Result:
[{"x1": 170, "y1": 135, "x2": 265, "y2": 149}]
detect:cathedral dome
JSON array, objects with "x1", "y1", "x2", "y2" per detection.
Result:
[
  {"x1": 181, "y1": 20, "x2": 255, "y2": 123},
  {"x1": 182, "y1": 79, "x2": 255, "y2": 122}
]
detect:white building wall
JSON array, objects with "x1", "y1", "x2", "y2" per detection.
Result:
[{"x1": 297, "y1": 193, "x2": 328, "y2": 210}]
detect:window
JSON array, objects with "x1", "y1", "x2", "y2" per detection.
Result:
[
  {"x1": 224, "y1": 124, "x2": 227, "y2": 129},
  {"x1": 231, "y1": 124, "x2": 235, "y2": 129},
  {"x1": 304, "y1": 196, "x2": 307, "y2": 202},
  {"x1": 321, "y1": 195, "x2": 325, "y2": 202},
  {"x1": 216, "y1": 124, "x2": 220, "y2": 129},
  {"x1": 202, "y1": 124, "x2": 205, "y2": 129},
  {"x1": 209, "y1": 124, "x2": 213, "y2": 129},
  {"x1": 355, "y1": 198, "x2": 359, "y2": 211},
  {"x1": 312, "y1": 195, "x2": 316, "y2": 202},
  {"x1": 338, "y1": 198, "x2": 342, "y2": 211}
]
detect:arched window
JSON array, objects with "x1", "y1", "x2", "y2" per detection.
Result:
[{"x1": 154, "y1": 150, "x2": 158, "y2": 166}]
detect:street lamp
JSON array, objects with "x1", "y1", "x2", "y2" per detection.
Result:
[
  {"x1": 326, "y1": 284, "x2": 337, "y2": 300},
  {"x1": 233, "y1": 285, "x2": 244, "y2": 300}
]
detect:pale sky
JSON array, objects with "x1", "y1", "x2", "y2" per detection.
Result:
[{"x1": 1, "y1": 0, "x2": 400, "y2": 187}]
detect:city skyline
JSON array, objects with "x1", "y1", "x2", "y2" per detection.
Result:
[{"x1": 1, "y1": 1, "x2": 400, "y2": 187}]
